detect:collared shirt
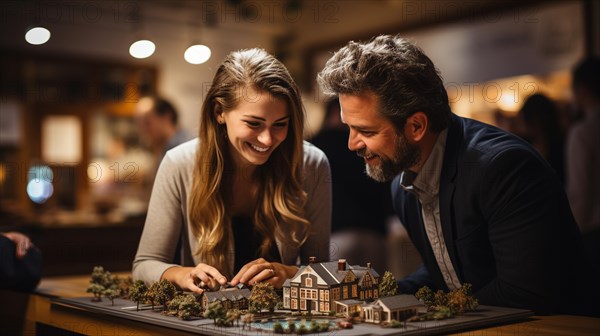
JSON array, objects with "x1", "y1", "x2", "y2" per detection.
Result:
[{"x1": 399, "y1": 129, "x2": 462, "y2": 290}]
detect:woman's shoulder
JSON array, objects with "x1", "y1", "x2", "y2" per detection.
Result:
[
  {"x1": 303, "y1": 140, "x2": 330, "y2": 175},
  {"x1": 303, "y1": 140, "x2": 328, "y2": 164},
  {"x1": 164, "y1": 138, "x2": 199, "y2": 163}
]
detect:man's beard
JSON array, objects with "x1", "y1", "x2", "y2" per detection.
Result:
[{"x1": 359, "y1": 133, "x2": 420, "y2": 182}]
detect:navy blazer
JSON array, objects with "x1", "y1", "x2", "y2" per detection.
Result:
[{"x1": 393, "y1": 114, "x2": 597, "y2": 315}]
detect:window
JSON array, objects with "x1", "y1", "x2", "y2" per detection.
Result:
[
  {"x1": 352, "y1": 285, "x2": 357, "y2": 297},
  {"x1": 284, "y1": 298, "x2": 290, "y2": 308},
  {"x1": 332, "y1": 288, "x2": 340, "y2": 300},
  {"x1": 301, "y1": 299, "x2": 306, "y2": 310},
  {"x1": 324, "y1": 290, "x2": 329, "y2": 301},
  {"x1": 343, "y1": 286, "x2": 348, "y2": 299},
  {"x1": 311, "y1": 290, "x2": 317, "y2": 299},
  {"x1": 305, "y1": 277, "x2": 312, "y2": 287},
  {"x1": 291, "y1": 287, "x2": 297, "y2": 297},
  {"x1": 319, "y1": 290, "x2": 324, "y2": 301},
  {"x1": 324, "y1": 303, "x2": 330, "y2": 311},
  {"x1": 291, "y1": 299, "x2": 297, "y2": 309},
  {"x1": 300, "y1": 289, "x2": 306, "y2": 299}
]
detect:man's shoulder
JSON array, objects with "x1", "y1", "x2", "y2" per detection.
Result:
[{"x1": 458, "y1": 116, "x2": 533, "y2": 160}]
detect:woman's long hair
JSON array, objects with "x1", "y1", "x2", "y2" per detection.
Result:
[{"x1": 188, "y1": 48, "x2": 309, "y2": 276}]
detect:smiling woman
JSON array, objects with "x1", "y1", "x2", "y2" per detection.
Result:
[{"x1": 132, "y1": 48, "x2": 331, "y2": 294}]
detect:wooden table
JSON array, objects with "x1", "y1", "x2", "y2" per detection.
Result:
[{"x1": 2, "y1": 274, "x2": 599, "y2": 335}]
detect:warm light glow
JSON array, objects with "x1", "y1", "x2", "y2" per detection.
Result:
[
  {"x1": 129, "y1": 40, "x2": 155, "y2": 59},
  {"x1": 25, "y1": 27, "x2": 51, "y2": 45},
  {"x1": 42, "y1": 116, "x2": 82, "y2": 164},
  {"x1": 184, "y1": 44, "x2": 211, "y2": 64}
]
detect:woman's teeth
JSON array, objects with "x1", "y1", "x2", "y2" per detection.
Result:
[{"x1": 250, "y1": 143, "x2": 270, "y2": 152}]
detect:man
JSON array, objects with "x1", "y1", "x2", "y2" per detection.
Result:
[
  {"x1": 136, "y1": 96, "x2": 192, "y2": 193},
  {"x1": 1, "y1": 231, "x2": 41, "y2": 292},
  {"x1": 317, "y1": 35, "x2": 597, "y2": 316},
  {"x1": 566, "y1": 57, "x2": 600, "y2": 273},
  {"x1": 136, "y1": 96, "x2": 192, "y2": 160}
]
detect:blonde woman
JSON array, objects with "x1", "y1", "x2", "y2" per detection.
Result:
[{"x1": 133, "y1": 48, "x2": 331, "y2": 293}]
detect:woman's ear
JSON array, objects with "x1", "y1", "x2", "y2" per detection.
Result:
[{"x1": 405, "y1": 112, "x2": 428, "y2": 142}]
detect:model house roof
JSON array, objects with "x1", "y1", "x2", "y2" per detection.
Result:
[
  {"x1": 203, "y1": 288, "x2": 251, "y2": 303},
  {"x1": 375, "y1": 295, "x2": 423, "y2": 310},
  {"x1": 287, "y1": 260, "x2": 379, "y2": 287}
]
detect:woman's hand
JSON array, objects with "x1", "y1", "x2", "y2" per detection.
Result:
[
  {"x1": 1, "y1": 231, "x2": 33, "y2": 259},
  {"x1": 162, "y1": 263, "x2": 228, "y2": 294},
  {"x1": 230, "y1": 258, "x2": 298, "y2": 288}
]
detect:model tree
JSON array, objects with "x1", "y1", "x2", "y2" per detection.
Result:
[
  {"x1": 86, "y1": 266, "x2": 120, "y2": 302},
  {"x1": 249, "y1": 282, "x2": 278, "y2": 313},
  {"x1": 118, "y1": 276, "x2": 134, "y2": 300},
  {"x1": 241, "y1": 313, "x2": 254, "y2": 330},
  {"x1": 413, "y1": 283, "x2": 478, "y2": 321},
  {"x1": 156, "y1": 279, "x2": 177, "y2": 311},
  {"x1": 103, "y1": 286, "x2": 121, "y2": 306},
  {"x1": 204, "y1": 301, "x2": 226, "y2": 325},
  {"x1": 130, "y1": 280, "x2": 148, "y2": 311},
  {"x1": 378, "y1": 271, "x2": 398, "y2": 297},
  {"x1": 177, "y1": 295, "x2": 201, "y2": 320},
  {"x1": 446, "y1": 283, "x2": 478, "y2": 314},
  {"x1": 146, "y1": 281, "x2": 160, "y2": 310},
  {"x1": 226, "y1": 309, "x2": 242, "y2": 327}
]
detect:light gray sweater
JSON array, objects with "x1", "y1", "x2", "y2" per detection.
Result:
[{"x1": 132, "y1": 139, "x2": 332, "y2": 284}]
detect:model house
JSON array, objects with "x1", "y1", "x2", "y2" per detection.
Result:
[
  {"x1": 282, "y1": 258, "x2": 380, "y2": 313},
  {"x1": 362, "y1": 295, "x2": 423, "y2": 323},
  {"x1": 201, "y1": 284, "x2": 251, "y2": 311}
]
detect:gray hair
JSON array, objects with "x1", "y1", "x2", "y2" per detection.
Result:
[{"x1": 317, "y1": 35, "x2": 451, "y2": 132}]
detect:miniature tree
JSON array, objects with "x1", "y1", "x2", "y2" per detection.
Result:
[
  {"x1": 434, "y1": 289, "x2": 448, "y2": 308},
  {"x1": 414, "y1": 283, "x2": 478, "y2": 321},
  {"x1": 178, "y1": 295, "x2": 201, "y2": 320},
  {"x1": 103, "y1": 286, "x2": 121, "y2": 306},
  {"x1": 415, "y1": 286, "x2": 435, "y2": 309},
  {"x1": 241, "y1": 313, "x2": 254, "y2": 330},
  {"x1": 118, "y1": 276, "x2": 134, "y2": 299},
  {"x1": 249, "y1": 282, "x2": 278, "y2": 313},
  {"x1": 86, "y1": 266, "x2": 120, "y2": 302},
  {"x1": 447, "y1": 283, "x2": 478, "y2": 314},
  {"x1": 130, "y1": 280, "x2": 148, "y2": 311},
  {"x1": 204, "y1": 301, "x2": 226, "y2": 325},
  {"x1": 156, "y1": 279, "x2": 177, "y2": 311},
  {"x1": 87, "y1": 283, "x2": 105, "y2": 302},
  {"x1": 378, "y1": 271, "x2": 398, "y2": 297},
  {"x1": 166, "y1": 294, "x2": 185, "y2": 316},
  {"x1": 273, "y1": 321, "x2": 284, "y2": 333},
  {"x1": 226, "y1": 309, "x2": 241, "y2": 327},
  {"x1": 146, "y1": 281, "x2": 160, "y2": 310},
  {"x1": 86, "y1": 266, "x2": 108, "y2": 301}
]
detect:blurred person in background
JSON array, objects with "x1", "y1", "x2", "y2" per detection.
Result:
[
  {"x1": 310, "y1": 98, "x2": 393, "y2": 273},
  {"x1": 517, "y1": 94, "x2": 566, "y2": 183},
  {"x1": 135, "y1": 97, "x2": 193, "y2": 194},
  {"x1": 0, "y1": 231, "x2": 41, "y2": 292},
  {"x1": 566, "y1": 57, "x2": 600, "y2": 272}
]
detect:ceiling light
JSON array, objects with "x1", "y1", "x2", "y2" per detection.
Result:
[
  {"x1": 129, "y1": 39, "x2": 155, "y2": 59},
  {"x1": 184, "y1": 44, "x2": 211, "y2": 64},
  {"x1": 25, "y1": 27, "x2": 51, "y2": 45}
]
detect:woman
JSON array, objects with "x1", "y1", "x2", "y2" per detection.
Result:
[{"x1": 132, "y1": 48, "x2": 331, "y2": 293}]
